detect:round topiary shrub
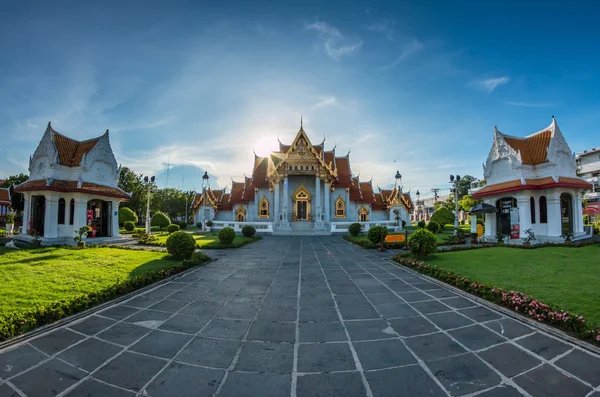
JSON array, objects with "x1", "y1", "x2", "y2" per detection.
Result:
[
  {"x1": 196, "y1": 222, "x2": 202, "y2": 228},
  {"x1": 218, "y1": 227, "x2": 235, "y2": 244},
  {"x1": 206, "y1": 220, "x2": 213, "y2": 227},
  {"x1": 242, "y1": 225, "x2": 256, "y2": 237},
  {"x1": 409, "y1": 229, "x2": 437, "y2": 257},
  {"x1": 151, "y1": 211, "x2": 171, "y2": 230},
  {"x1": 118, "y1": 207, "x2": 138, "y2": 226},
  {"x1": 430, "y1": 207, "x2": 455, "y2": 228},
  {"x1": 418, "y1": 220, "x2": 426, "y2": 228},
  {"x1": 367, "y1": 226, "x2": 388, "y2": 245},
  {"x1": 348, "y1": 223, "x2": 362, "y2": 236},
  {"x1": 166, "y1": 231, "x2": 197, "y2": 258},
  {"x1": 426, "y1": 221, "x2": 441, "y2": 234},
  {"x1": 167, "y1": 224, "x2": 180, "y2": 234},
  {"x1": 123, "y1": 221, "x2": 135, "y2": 232},
  {"x1": 179, "y1": 221, "x2": 187, "y2": 229}
]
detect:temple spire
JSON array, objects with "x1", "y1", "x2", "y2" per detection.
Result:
[{"x1": 300, "y1": 115, "x2": 303, "y2": 131}]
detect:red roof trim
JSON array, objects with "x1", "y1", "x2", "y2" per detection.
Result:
[{"x1": 473, "y1": 180, "x2": 593, "y2": 199}]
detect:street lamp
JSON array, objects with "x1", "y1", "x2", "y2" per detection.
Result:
[
  {"x1": 416, "y1": 190, "x2": 423, "y2": 221},
  {"x1": 144, "y1": 176, "x2": 155, "y2": 234},
  {"x1": 202, "y1": 171, "x2": 209, "y2": 231},
  {"x1": 449, "y1": 175, "x2": 461, "y2": 236},
  {"x1": 395, "y1": 170, "x2": 402, "y2": 191}
]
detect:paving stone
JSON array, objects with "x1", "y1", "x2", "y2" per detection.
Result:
[
  {"x1": 256, "y1": 305, "x2": 297, "y2": 322},
  {"x1": 99, "y1": 305, "x2": 139, "y2": 321},
  {"x1": 200, "y1": 319, "x2": 251, "y2": 340},
  {"x1": 300, "y1": 306, "x2": 339, "y2": 322},
  {"x1": 338, "y1": 305, "x2": 380, "y2": 320},
  {"x1": 459, "y1": 306, "x2": 502, "y2": 322},
  {"x1": 329, "y1": 285, "x2": 362, "y2": 295},
  {"x1": 411, "y1": 300, "x2": 451, "y2": 314},
  {"x1": 365, "y1": 292, "x2": 403, "y2": 305},
  {"x1": 485, "y1": 318, "x2": 535, "y2": 339},
  {"x1": 219, "y1": 372, "x2": 291, "y2": 397},
  {"x1": 427, "y1": 353, "x2": 502, "y2": 396},
  {"x1": 440, "y1": 296, "x2": 477, "y2": 309},
  {"x1": 143, "y1": 362, "x2": 224, "y2": 397},
  {"x1": 142, "y1": 287, "x2": 177, "y2": 299},
  {"x1": 398, "y1": 291, "x2": 434, "y2": 302},
  {"x1": 11, "y1": 358, "x2": 86, "y2": 397},
  {"x1": 129, "y1": 329, "x2": 192, "y2": 359},
  {"x1": 299, "y1": 321, "x2": 347, "y2": 342},
  {"x1": 123, "y1": 309, "x2": 172, "y2": 328},
  {"x1": 359, "y1": 285, "x2": 391, "y2": 294},
  {"x1": 216, "y1": 303, "x2": 260, "y2": 320},
  {"x1": 68, "y1": 315, "x2": 116, "y2": 336},
  {"x1": 167, "y1": 290, "x2": 202, "y2": 301},
  {"x1": 474, "y1": 385, "x2": 524, "y2": 397},
  {"x1": 425, "y1": 289, "x2": 458, "y2": 299},
  {"x1": 262, "y1": 295, "x2": 297, "y2": 307},
  {"x1": 246, "y1": 320, "x2": 296, "y2": 343},
  {"x1": 478, "y1": 343, "x2": 541, "y2": 377},
  {"x1": 0, "y1": 384, "x2": 20, "y2": 397},
  {"x1": 334, "y1": 294, "x2": 371, "y2": 306},
  {"x1": 514, "y1": 364, "x2": 592, "y2": 397},
  {"x1": 404, "y1": 332, "x2": 466, "y2": 361},
  {"x1": 179, "y1": 301, "x2": 222, "y2": 317},
  {"x1": 123, "y1": 295, "x2": 162, "y2": 309},
  {"x1": 298, "y1": 342, "x2": 355, "y2": 372},
  {"x1": 65, "y1": 378, "x2": 135, "y2": 396},
  {"x1": 29, "y1": 328, "x2": 86, "y2": 356},
  {"x1": 158, "y1": 313, "x2": 212, "y2": 334},
  {"x1": 297, "y1": 372, "x2": 366, "y2": 397},
  {"x1": 300, "y1": 294, "x2": 335, "y2": 307},
  {"x1": 175, "y1": 336, "x2": 240, "y2": 368},
  {"x1": 426, "y1": 312, "x2": 474, "y2": 330},
  {"x1": 235, "y1": 341, "x2": 294, "y2": 374},
  {"x1": 555, "y1": 349, "x2": 600, "y2": 387},
  {"x1": 374, "y1": 303, "x2": 418, "y2": 319},
  {"x1": 448, "y1": 324, "x2": 507, "y2": 350},
  {"x1": 147, "y1": 299, "x2": 189, "y2": 313},
  {"x1": 411, "y1": 282, "x2": 442, "y2": 291},
  {"x1": 58, "y1": 337, "x2": 122, "y2": 371},
  {"x1": 354, "y1": 339, "x2": 416, "y2": 370},
  {"x1": 345, "y1": 319, "x2": 396, "y2": 341},
  {"x1": 365, "y1": 365, "x2": 447, "y2": 397},
  {"x1": 97, "y1": 322, "x2": 151, "y2": 346},
  {"x1": 94, "y1": 351, "x2": 166, "y2": 391},
  {"x1": 0, "y1": 344, "x2": 48, "y2": 378},
  {"x1": 515, "y1": 332, "x2": 572, "y2": 360},
  {"x1": 389, "y1": 316, "x2": 438, "y2": 337}
]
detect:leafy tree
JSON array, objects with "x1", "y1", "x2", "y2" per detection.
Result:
[
  {"x1": 455, "y1": 175, "x2": 476, "y2": 198},
  {"x1": 458, "y1": 194, "x2": 478, "y2": 212},
  {"x1": 434, "y1": 195, "x2": 455, "y2": 212},
  {"x1": 1, "y1": 173, "x2": 29, "y2": 212},
  {"x1": 118, "y1": 167, "x2": 146, "y2": 219},
  {"x1": 430, "y1": 207, "x2": 455, "y2": 227},
  {"x1": 118, "y1": 207, "x2": 138, "y2": 226},
  {"x1": 152, "y1": 188, "x2": 194, "y2": 220}
]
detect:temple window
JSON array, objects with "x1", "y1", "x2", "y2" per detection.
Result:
[
  {"x1": 358, "y1": 205, "x2": 369, "y2": 222},
  {"x1": 335, "y1": 197, "x2": 345, "y2": 218},
  {"x1": 539, "y1": 196, "x2": 548, "y2": 223},
  {"x1": 530, "y1": 197, "x2": 536, "y2": 224},
  {"x1": 69, "y1": 199, "x2": 75, "y2": 225},
  {"x1": 259, "y1": 197, "x2": 269, "y2": 218},
  {"x1": 58, "y1": 198, "x2": 66, "y2": 225},
  {"x1": 236, "y1": 206, "x2": 246, "y2": 222}
]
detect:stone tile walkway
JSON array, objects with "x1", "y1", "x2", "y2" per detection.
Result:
[{"x1": 0, "y1": 236, "x2": 599, "y2": 397}]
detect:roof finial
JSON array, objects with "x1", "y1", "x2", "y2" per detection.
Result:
[
  {"x1": 552, "y1": 115, "x2": 555, "y2": 119},
  {"x1": 300, "y1": 115, "x2": 303, "y2": 130}
]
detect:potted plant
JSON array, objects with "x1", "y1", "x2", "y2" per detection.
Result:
[
  {"x1": 496, "y1": 233, "x2": 505, "y2": 246},
  {"x1": 562, "y1": 233, "x2": 573, "y2": 245},
  {"x1": 521, "y1": 228, "x2": 536, "y2": 247},
  {"x1": 4, "y1": 213, "x2": 14, "y2": 236},
  {"x1": 74, "y1": 226, "x2": 92, "y2": 247},
  {"x1": 30, "y1": 228, "x2": 41, "y2": 247}
]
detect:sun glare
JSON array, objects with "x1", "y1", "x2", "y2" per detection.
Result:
[{"x1": 253, "y1": 135, "x2": 280, "y2": 157}]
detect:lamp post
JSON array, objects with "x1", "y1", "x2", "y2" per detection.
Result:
[
  {"x1": 144, "y1": 176, "x2": 155, "y2": 234},
  {"x1": 395, "y1": 170, "x2": 402, "y2": 191},
  {"x1": 416, "y1": 190, "x2": 423, "y2": 221},
  {"x1": 449, "y1": 175, "x2": 461, "y2": 236},
  {"x1": 202, "y1": 171, "x2": 209, "y2": 231}
]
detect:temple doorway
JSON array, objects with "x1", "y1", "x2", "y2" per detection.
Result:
[
  {"x1": 560, "y1": 193, "x2": 573, "y2": 235},
  {"x1": 30, "y1": 195, "x2": 46, "y2": 236},
  {"x1": 496, "y1": 197, "x2": 517, "y2": 236},
  {"x1": 293, "y1": 184, "x2": 311, "y2": 221},
  {"x1": 87, "y1": 199, "x2": 111, "y2": 237}
]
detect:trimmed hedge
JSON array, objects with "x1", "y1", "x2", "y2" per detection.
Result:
[
  {"x1": 242, "y1": 225, "x2": 256, "y2": 238},
  {"x1": 167, "y1": 224, "x2": 180, "y2": 234},
  {"x1": 123, "y1": 221, "x2": 136, "y2": 232},
  {"x1": 417, "y1": 220, "x2": 426, "y2": 229},
  {"x1": 348, "y1": 223, "x2": 362, "y2": 236},
  {"x1": 118, "y1": 207, "x2": 138, "y2": 226},
  {"x1": 151, "y1": 212, "x2": 171, "y2": 229},
  {"x1": 431, "y1": 207, "x2": 455, "y2": 227},
  {"x1": 392, "y1": 255, "x2": 600, "y2": 346},
  {"x1": 166, "y1": 231, "x2": 196, "y2": 258},
  {"x1": 367, "y1": 226, "x2": 388, "y2": 245},
  {"x1": 0, "y1": 248, "x2": 210, "y2": 342},
  {"x1": 218, "y1": 227, "x2": 236, "y2": 244},
  {"x1": 426, "y1": 221, "x2": 441, "y2": 234},
  {"x1": 408, "y1": 229, "x2": 437, "y2": 257}
]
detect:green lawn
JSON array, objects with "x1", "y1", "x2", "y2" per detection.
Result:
[
  {"x1": 152, "y1": 232, "x2": 259, "y2": 249},
  {"x1": 0, "y1": 247, "x2": 180, "y2": 316},
  {"x1": 423, "y1": 246, "x2": 600, "y2": 327}
]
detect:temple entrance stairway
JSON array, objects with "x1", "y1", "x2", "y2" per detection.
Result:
[{"x1": 273, "y1": 221, "x2": 330, "y2": 235}]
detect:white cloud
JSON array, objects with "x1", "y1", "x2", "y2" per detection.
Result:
[
  {"x1": 366, "y1": 20, "x2": 395, "y2": 40},
  {"x1": 469, "y1": 76, "x2": 510, "y2": 94},
  {"x1": 312, "y1": 96, "x2": 336, "y2": 110},
  {"x1": 502, "y1": 100, "x2": 553, "y2": 108},
  {"x1": 380, "y1": 39, "x2": 424, "y2": 71},
  {"x1": 438, "y1": 163, "x2": 465, "y2": 169},
  {"x1": 305, "y1": 21, "x2": 362, "y2": 60}
]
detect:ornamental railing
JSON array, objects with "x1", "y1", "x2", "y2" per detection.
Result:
[
  {"x1": 210, "y1": 221, "x2": 273, "y2": 233},
  {"x1": 330, "y1": 220, "x2": 400, "y2": 233}
]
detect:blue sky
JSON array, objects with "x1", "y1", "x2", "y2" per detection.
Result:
[{"x1": 1, "y1": 0, "x2": 599, "y2": 197}]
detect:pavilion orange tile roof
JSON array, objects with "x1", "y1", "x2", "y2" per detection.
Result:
[
  {"x1": 503, "y1": 130, "x2": 552, "y2": 165},
  {"x1": 359, "y1": 182, "x2": 375, "y2": 203},
  {"x1": 372, "y1": 192, "x2": 387, "y2": 210},
  {"x1": 14, "y1": 179, "x2": 130, "y2": 200},
  {"x1": 52, "y1": 130, "x2": 101, "y2": 167},
  {"x1": 0, "y1": 188, "x2": 11, "y2": 206},
  {"x1": 473, "y1": 176, "x2": 593, "y2": 198}
]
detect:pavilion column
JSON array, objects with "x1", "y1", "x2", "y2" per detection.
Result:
[
  {"x1": 21, "y1": 194, "x2": 30, "y2": 235},
  {"x1": 73, "y1": 197, "x2": 88, "y2": 233},
  {"x1": 111, "y1": 200, "x2": 120, "y2": 237},
  {"x1": 483, "y1": 211, "x2": 497, "y2": 242},
  {"x1": 274, "y1": 182, "x2": 280, "y2": 225},
  {"x1": 517, "y1": 195, "x2": 532, "y2": 239},
  {"x1": 470, "y1": 215, "x2": 477, "y2": 234},
  {"x1": 283, "y1": 176, "x2": 289, "y2": 221},
  {"x1": 44, "y1": 195, "x2": 58, "y2": 238},
  {"x1": 574, "y1": 193, "x2": 584, "y2": 234},
  {"x1": 546, "y1": 192, "x2": 562, "y2": 237},
  {"x1": 324, "y1": 182, "x2": 330, "y2": 224},
  {"x1": 315, "y1": 175, "x2": 321, "y2": 221}
]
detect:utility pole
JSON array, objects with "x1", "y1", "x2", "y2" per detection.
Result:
[
  {"x1": 449, "y1": 175, "x2": 461, "y2": 236},
  {"x1": 431, "y1": 188, "x2": 440, "y2": 203},
  {"x1": 144, "y1": 176, "x2": 155, "y2": 234}
]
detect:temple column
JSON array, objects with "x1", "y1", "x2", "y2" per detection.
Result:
[
  {"x1": 324, "y1": 182, "x2": 330, "y2": 224},
  {"x1": 483, "y1": 206, "x2": 497, "y2": 243},
  {"x1": 73, "y1": 197, "x2": 88, "y2": 232},
  {"x1": 280, "y1": 175, "x2": 291, "y2": 230},
  {"x1": 274, "y1": 182, "x2": 280, "y2": 226},
  {"x1": 111, "y1": 200, "x2": 120, "y2": 237},
  {"x1": 43, "y1": 195, "x2": 58, "y2": 239},
  {"x1": 574, "y1": 192, "x2": 584, "y2": 235},
  {"x1": 21, "y1": 194, "x2": 30, "y2": 235},
  {"x1": 313, "y1": 175, "x2": 325, "y2": 230},
  {"x1": 470, "y1": 215, "x2": 477, "y2": 234},
  {"x1": 546, "y1": 192, "x2": 562, "y2": 238},
  {"x1": 517, "y1": 195, "x2": 532, "y2": 239}
]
